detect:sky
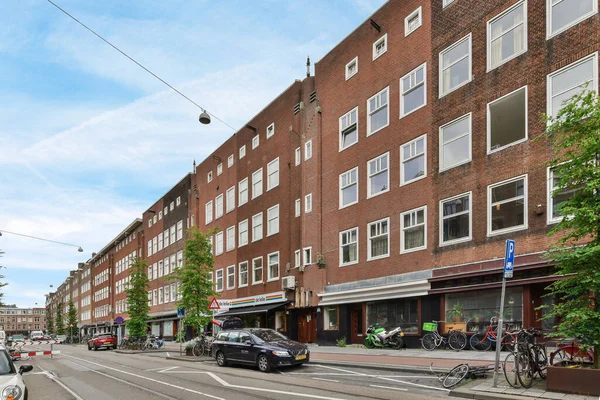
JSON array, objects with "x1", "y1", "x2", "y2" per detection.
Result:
[{"x1": 0, "y1": 0, "x2": 387, "y2": 307}]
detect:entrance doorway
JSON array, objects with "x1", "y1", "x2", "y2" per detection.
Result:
[
  {"x1": 298, "y1": 309, "x2": 317, "y2": 343},
  {"x1": 350, "y1": 305, "x2": 363, "y2": 345}
]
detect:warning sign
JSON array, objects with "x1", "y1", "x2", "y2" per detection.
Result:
[{"x1": 208, "y1": 297, "x2": 220, "y2": 310}]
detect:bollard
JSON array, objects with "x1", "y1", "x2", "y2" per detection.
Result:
[{"x1": 51, "y1": 343, "x2": 53, "y2": 360}]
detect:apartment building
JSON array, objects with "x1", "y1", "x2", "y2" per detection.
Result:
[{"x1": 0, "y1": 306, "x2": 47, "y2": 336}]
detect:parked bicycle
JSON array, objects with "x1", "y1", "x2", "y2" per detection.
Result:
[
  {"x1": 470, "y1": 317, "x2": 516, "y2": 351},
  {"x1": 513, "y1": 328, "x2": 547, "y2": 388},
  {"x1": 144, "y1": 335, "x2": 164, "y2": 350},
  {"x1": 431, "y1": 362, "x2": 494, "y2": 389},
  {"x1": 192, "y1": 332, "x2": 213, "y2": 358},
  {"x1": 421, "y1": 321, "x2": 467, "y2": 351},
  {"x1": 502, "y1": 328, "x2": 529, "y2": 388},
  {"x1": 549, "y1": 337, "x2": 594, "y2": 366}
]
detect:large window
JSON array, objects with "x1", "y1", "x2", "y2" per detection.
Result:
[
  {"x1": 267, "y1": 205, "x2": 279, "y2": 236},
  {"x1": 252, "y1": 168, "x2": 263, "y2": 199},
  {"x1": 239, "y1": 261, "x2": 248, "y2": 288},
  {"x1": 440, "y1": 192, "x2": 472, "y2": 245},
  {"x1": 267, "y1": 158, "x2": 279, "y2": 191},
  {"x1": 239, "y1": 178, "x2": 248, "y2": 206},
  {"x1": 367, "y1": 87, "x2": 389, "y2": 135},
  {"x1": 487, "y1": 1, "x2": 527, "y2": 70},
  {"x1": 339, "y1": 167, "x2": 358, "y2": 208},
  {"x1": 239, "y1": 220, "x2": 248, "y2": 247},
  {"x1": 488, "y1": 175, "x2": 527, "y2": 235},
  {"x1": 547, "y1": 0, "x2": 597, "y2": 37},
  {"x1": 216, "y1": 269, "x2": 223, "y2": 292},
  {"x1": 401, "y1": 135, "x2": 426, "y2": 185},
  {"x1": 215, "y1": 194, "x2": 224, "y2": 219},
  {"x1": 226, "y1": 186, "x2": 235, "y2": 213},
  {"x1": 488, "y1": 86, "x2": 527, "y2": 153},
  {"x1": 226, "y1": 226, "x2": 235, "y2": 251},
  {"x1": 267, "y1": 252, "x2": 279, "y2": 281},
  {"x1": 368, "y1": 218, "x2": 390, "y2": 260},
  {"x1": 205, "y1": 201, "x2": 213, "y2": 224},
  {"x1": 440, "y1": 114, "x2": 471, "y2": 171},
  {"x1": 401, "y1": 206, "x2": 427, "y2": 253},
  {"x1": 339, "y1": 107, "x2": 358, "y2": 150},
  {"x1": 367, "y1": 299, "x2": 419, "y2": 333},
  {"x1": 400, "y1": 63, "x2": 426, "y2": 117},
  {"x1": 252, "y1": 257, "x2": 263, "y2": 284},
  {"x1": 252, "y1": 212, "x2": 263, "y2": 242},
  {"x1": 547, "y1": 53, "x2": 598, "y2": 117},
  {"x1": 323, "y1": 307, "x2": 339, "y2": 331},
  {"x1": 367, "y1": 152, "x2": 389, "y2": 197},
  {"x1": 227, "y1": 265, "x2": 235, "y2": 290},
  {"x1": 440, "y1": 34, "x2": 472, "y2": 97},
  {"x1": 340, "y1": 227, "x2": 358, "y2": 266},
  {"x1": 547, "y1": 166, "x2": 581, "y2": 224}
]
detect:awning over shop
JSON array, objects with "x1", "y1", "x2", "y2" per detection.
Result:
[
  {"x1": 318, "y1": 280, "x2": 430, "y2": 306},
  {"x1": 215, "y1": 301, "x2": 289, "y2": 317}
]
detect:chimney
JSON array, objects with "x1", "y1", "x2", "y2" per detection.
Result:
[{"x1": 306, "y1": 56, "x2": 311, "y2": 77}]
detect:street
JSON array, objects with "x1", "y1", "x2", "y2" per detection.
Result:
[{"x1": 17, "y1": 344, "x2": 449, "y2": 399}]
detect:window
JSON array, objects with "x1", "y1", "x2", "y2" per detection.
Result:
[
  {"x1": 295, "y1": 199, "x2": 301, "y2": 217},
  {"x1": 372, "y1": 34, "x2": 387, "y2": 60},
  {"x1": 339, "y1": 107, "x2": 358, "y2": 150},
  {"x1": 440, "y1": 192, "x2": 472, "y2": 245},
  {"x1": 440, "y1": 113, "x2": 472, "y2": 171},
  {"x1": 228, "y1": 154, "x2": 234, "y2": 167},
  {"x1": 368, "y1": 218, "x2": 390, "y2": 260},
  {"x1": 154, "y1": 214, "x2": 158, "y2": 224},
  {"x1": 295, "y1": 250, "x2": 301, "y2": 268},
  {"x1": 339, "y1": 167, "x2": 358, "y2": 209},
  {"x1": 224, "y1": 226, "x2": 234, "y2": 252},
  {"x1": 547, "y1": 166, "x2": 581, "y2": 224},
  {"x1": 547, "y1": 53, "x2": 598, "y2": 117},
  {"x1": 153, "y1": 236, "x2": 158, "y2": 253},
  {"x1": 401, "y1": 135, "x2": 426, "y2": 185},
  {"x1": 338, "y1": 229, "x2": 361, "y2": 270},
  {"x1": 227, "y1": 265, "x2": 235, "y2": 289},
  {"x1": 443, "y1": 0, "x2": 455, "y2": 7},
  {"x1": 267, "y1": 158, "x2": 279, "y2": 190},
  {"x1": 164, "y1": 206, "x2": 168, "y2": 215},
  {"x1": 305, "y1": 194, "x2": 312, "y2": 213},
  {"x1": 239, "y1": 145, "x2": 246, "y2": 159},
  {"x1": 158, "y1": 210, "x2": 163, "y2": 220},
  {"x1": 170, "y1": 225, "x2": 176, "y2": 245},
  {"x1": 170, "y1": 283, "x2": 176, "y2": 302},
  {"x1": 148, "y1": 266, "x2": 153, "y2": 280},
  {"x1": 252, "y1": 257, "x2": 263, "y2": 284},
  {"x1": 367, "y1": 299, "x2": 419, "y2": 332},
  {"x1": 345, "y1": 56, "x2": 358, "y2": 80},
  {"x1": 252, "y1": 213, "x2": 263, "y2": 242},
  {"x1": 324, "y1": 307, "x2": 339, "y2": 330},
  {"x1": 547, "y1": 0, "x2": 597, "y2": 37},
  {"x1": 215, "y1": 232, "x2": 224, "y2": 255},
  {"x1": 440, "y1": 34, "x2": 472, "y2": 97},
  {"x1": 226, "y1": 186, "x2": 235, "y2": 213},
  {"x1": 488, "y1": 175, "x2": 528, "y2": 235},
  {"x1": 205, "y1": 201, "x2": 213, "y2": 224},
  {"x1": 303, "y1": 247, "x2": 312, "y2": 266},
  {"x1": 207, "y1": 171, "x2": 213, "y2": 183},
  {"x1": 488, "y1": 1, "x2": 527, "y2": 70},
  {"x1": 164, "y1": 257, "x2": 170, "y2": 275},
  {"x1": 164, "y1": 285, "x2": 170, "y2": 303},
  {"x1": 367, "y1": 152, "x2": 390, "y2": 197},
  {"x1": 176, "y1": 220, "x2": 183, "y2": 241},
  {"x1": 216, "y1": 269, "x2": 223, "y2": 292},
  {"x1": 304, "y1": 140, "x2": 312, "y2": 160},
  {"x1": 252, "y1": 168, "x2": 263, "y2": 199},
  {"x1": 158, "y1": 287, "x2": 163, "y2": 304},
  {"x1": 405, "y1": 7, "x2": 422, "y2": 36},
  {"x1": 367, "y1": 87, "x2": 389, "y2": 135},
  {"x1": 239, "y1": 262, "x2": 248, "y2": 287},
  {"x1": 238, "y1": 220, "x2": 248, "y2": 247},
  {"x1": 217, "y1": 163, "x2": 223, "y2": 176},
  {"x1": 401, "y1": 206, "x2": 427, "y2": 253},
  {"x1": 267, "y1": 205, "x2": 280, "y2": 236},
  {"x1": 295, "y1": 147, "x2": 301, "y2": 166},
  {"x1": 147, "y1": 240, "x2": 152, "y2": 257},
  {"x1": 252, "y1": 135, "x2": 259, "y2": 149},
  {"x1": 267, "y1": 123, "x2": 275, "y2": 139},
  {"x1": 215, "y1": 194, "x2": 224, "y2": 219},
  {"x1": 239, "y1": 178, "x2": 248, "y2": 206},
  {"x1": 268, "y1": 252, "x2": 279, "y2": 281},
  {"x1": 488, "y1": 86, "x2": 527, "y2": 153},
  {"x1": 400, "y1": 63, "x2": 426, "y2": 117}
]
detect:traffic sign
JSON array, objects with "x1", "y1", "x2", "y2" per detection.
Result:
[
  {"x1": 503, "y1": 239, "x2": 515, "y2": 279},
  {"x1": 177, "y1": 308, "x2": 185, "y2": 317},
  {"x1": 208, "y1": 297, "x2": 220, "y2": 310},
  {"x1": 115, "y1": 316, "x2": 124, "y2": 324}
]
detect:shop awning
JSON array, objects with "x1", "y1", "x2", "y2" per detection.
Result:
[
  {"x1": 215, "y1": 301, "x2": 289, "y2": 317},
  {"x1": 318, "y1": 280, "x2": 430, "y2": 306}
]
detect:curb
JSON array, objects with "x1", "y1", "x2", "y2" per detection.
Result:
[
  {"x1": 115, "y1": 349, "x2": 171, "y2": 354},
  {"x1": 449, "y1": 381, "x2": 536, "y2": 400},
  {"x1": 166, "y1": 355, "x2": 209, "y2": 363},
  {"x1": 308, "y1": 358, "x2": 449, "y2": 374}
]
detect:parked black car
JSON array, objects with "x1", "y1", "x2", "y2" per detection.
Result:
[{"x1": 211, "y1": 328, "x2": 309, "y2": 372}]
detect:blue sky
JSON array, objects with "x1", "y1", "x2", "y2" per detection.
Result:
[{"x1": 0, "y1": 0, "x2": 387, "y2": 307}]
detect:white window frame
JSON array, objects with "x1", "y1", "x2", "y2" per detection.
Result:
[
  {"x1": 226, "y1": 226, "x2": 235, "y2": 251},
  {"x1": 252, "y1": 135, "x2": 260, "y2": 150},
  {"x1": 266, "y1": 122, "x2": 275, "y2": 139},
  {"x1": 372, "y1": 33, "x2": 388, "y2": 60},
  {"x1": 207, "y1": 171, "x2": 213, "y2": 183},
  {"x1": 226, "y1": 265, "x2": 235, "y2": 290},
  {"x1": 294, "y1": 250, "x2": 301, "y2": 268},
  {"x1": 238, "y1": 219, "x2": 248, "y2": 247},
  {"x1": 295, "y1": 147, "x2": 301, "y2": 166},
  {"x1": 487, "y1": 1, "x2": 528, "y2": 71},
  {"x1": 439, "y1": 113, "x2": 472, "y2": 172},
  {"x1": 367, "y1": 87, "x2": 390, "y2": 136},
  {"x1": 339, "y1": 167, "x2": 359, "y2": 209},
  {"x1": 440, "y1": 191, "x2": 473, "y2": 246},
  {"x1": 345, "y1": 56, "x2": 358, "y2": 80},
  {"x1": 205, "y1": 201, "x2": 213, "y2": 225},
  {"x1": 217, "y1": 163, "x2": 223, "y2": 176},
  {"x1": 215, "y1": 269, "x2": 223, "y2": 292},
  {"x1": 367, "y1": 152, "x2": 390, "y2": 198},
  {"x1": 339, "y1": 107, "x2": 359, "y2": 151},
  {"x1": 487, "y1": 175, "x2": 528, "y2": 236},
  {"x1": 215, "y1": 194, "x2": 224, "y2": 219},
  {"x1": 228, "y1": 154, "x2": 234, "y2": 168},
  {"x1": 239, "y1": 261, "x2": 249, "y2": 288},
  {"x1": 400, "y1": 63, "x2": 427, "y2": 118},
  {"x1": 400, "y1": 206, "x2": 427, "y2": 254},
  {"x1": 252, "y1": 212, "x2": 263, "y2": 242},
  {"x1": 252, "y1": 256, "x2": 263, "y2": 285},
  {"x1": 305, "y1": 194, "x2": 313, "y2": 213},
  {"x1": 267, "y1": 204, "x2": 280, "y2": 237},
  {"x1": 547, "y1": 165, "x2": 579, "y2": 225},
  {"x1": 226, "y1": 186, "x2": 235, "y2": 213},
  {"x1": 239, "y1": 178, "x2": 249, "y2": 206},
  {"x1": 304, "y1": 140, "x2": 313, "y2": 160},
  {"x1": 439, "y1": 34, "x2": 472, "y2": 98},
  {"x1": 367, "y1": 217, "x2": 390, "y2": 261},
  {"x1": 487, "y1": 86, "x2": 528, "y2": 154},
  {"x1": 215, "y1": 231, "x2": 224, "y2": 255},
  {"x1": 400, "y1": 134, "x2": 427, "y2": 186},
  {"x1": 547, "y1": 0, "x2": 598, "y2": 39},
  {"x1": 267, "y1": 157, "x2": 279, "y2": 191},
  {"x1": 176, "y1": 220, "x2": 183, "y2": 241},
  {"x1": 295, "y1": 199, "x2": 301, "y2": 217},
  {"x1": 405, "y1": 6, "x2": 422, "y2": 36},
  {"x1": 303, "y1": 247, "x2": 312, "y2": 266},
  {"x1": 267, "y1": 251, "x2": 280, "y2": 282},
  {"x1": 239, "y1": 144, "x2": 246, "y2": 159},
  {"x1": 339, "y1": 227, "x2": 359, "y2": 267},
  {"x1": 443, "y1": 0, "x2": 455, "y2": 7},
  {"x1": 252, "y1": 168, "x2": 263, "y2": 199}
]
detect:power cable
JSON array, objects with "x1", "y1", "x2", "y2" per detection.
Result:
[{"x1": 0, "y1": 230, "x2": 83, "y2": 252}]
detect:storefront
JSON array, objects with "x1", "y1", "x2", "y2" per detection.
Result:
[{"x1": 146, "y1": 310, "x2": 179, "y2": 340}]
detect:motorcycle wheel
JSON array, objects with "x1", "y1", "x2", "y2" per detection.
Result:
[
  {"x1": 393, "y1": 337, "x2": 403, "y2": 350},
  {"x1": 363, "y1": 337, "x2": 375, "y2": 349}
]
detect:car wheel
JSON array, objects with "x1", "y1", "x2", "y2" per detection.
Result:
[
  {"x1": 94, "y1": 346, "x2": 99, "y2": 351},
  {"x1": 216, "y1": 351, "x2": 227, "y2": 367},
  {"x1": 257, "y1": 354, "x2": 271, "y2": 373},
  {"x1": 88, "y1": 344, "x2": 91, "y2": 351}
]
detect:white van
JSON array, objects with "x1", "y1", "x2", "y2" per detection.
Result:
[
  {"x1": 0, "y1": 331, "x2": 6, "y2": 344},
  {"x1": 31, "y1": 331, "x2": 44, "y2": 340}
]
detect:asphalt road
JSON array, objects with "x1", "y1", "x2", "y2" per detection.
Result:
[{"x1": 16, "y1": 344, "x2": 449, "y2": 399}]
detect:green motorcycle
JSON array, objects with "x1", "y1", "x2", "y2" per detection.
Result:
[{"x1": 363, "y1": 323, "x2": 404, "y2": 349}]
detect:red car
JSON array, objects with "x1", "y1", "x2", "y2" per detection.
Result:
[{"x1": 87, "y1": 334, "x2": 117, "y2": 351}]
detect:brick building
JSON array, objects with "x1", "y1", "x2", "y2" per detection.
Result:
[{"x1": 0, "y1": 306, "x2": 47, "y2": 336}]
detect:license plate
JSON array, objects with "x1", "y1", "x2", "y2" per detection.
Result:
[
  {"x1": 295, "y1": 354, "x2": 306, "y2": 360},
  {"x1": 400, "y1": 332, "x2": 404, "y2": 337}
]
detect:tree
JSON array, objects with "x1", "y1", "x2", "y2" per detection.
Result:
[
  {"x1": 46, "y1": 308, "x2": 54, "y2": 334},
  {"x1": 66, "y1": 300, "x2": 78, "y2": 339},
  {"x1": 170, "y1": 228, "x2": 216, "y2": 335},
  {"x1": 55, "y1": 303, "x2": 65, "y2": 335},
  {"x1": 542, "y1": 89, "x2": 600, "y2": 369},
  {"x1": 126, "y1": 258, "x2": 150, "y2": 339}
]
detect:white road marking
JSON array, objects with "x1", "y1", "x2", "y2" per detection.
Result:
[
  {"x1": 166, "y1": 352, "x2": 170, "y2": 358},
  {"x1": 158, "y1": 366, "x2": 178, "y2": 373},
  {"x1": 376, "y1": 376, "x2": 450, "y2": 392},
  {"x1": 36, "y1": 365, "x2": 85, "y2": 400},
  {"x1": 145, "y1": 366, "x2": 169, "y2": 371},
  {"x1": 369, "y1": 385, "x2": 408, "y2": 392},
  {"x1": 310, "y1": 364, "x2": 367, "y2": 376},
  {"x1": 312, "y1": 378, "x2": 340, "y2": 383},
  {"x1": 85, "y1": 364, "x2": 174, "y2": 399},
  {"x1": 384, "y1": 375, "x2": 439, "y2": 379}
]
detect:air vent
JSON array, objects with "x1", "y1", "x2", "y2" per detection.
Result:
[
  {"x1": 309, "y1": 91, "x2": 317, "y2": 103},
  {"x1": 282, "y1": 276, "x2": 296, "y2": 290},
  {"x1": 293, "y1": 103, "x2": 301, "y2": 114}
]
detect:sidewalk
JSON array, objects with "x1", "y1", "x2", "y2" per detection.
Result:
[{"x1": 451, "y1": 377, "x2": 593, "y2": 400}]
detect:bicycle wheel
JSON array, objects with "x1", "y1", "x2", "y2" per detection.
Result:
[
  {"x1": 503, "y1": 334, "x2": 516, "y2": 352},
  {"x1": 421, "y1": 334, "x2": 436, "y2": 351},
  {"x1": 503, "y1": 353, "x2": 520, "y2": 388},
  {"x1": 443, "y1": 364, "x2": 469, "y2": 389},
  {"x1": 448, "y1": 331, "x2": 467, "y2": 351},
  {"x1": 549, "y1": 348, "x2": 566, "y2": 366},
  {"x1": 470, "y1": 333, "x2": 491, "y2": 351},
  {"x1": 516, "y1": 352, "x2": 533, "y2": 388},
  {"x1": 535, "y1": 345, "x2": 548, "y2": 380}
]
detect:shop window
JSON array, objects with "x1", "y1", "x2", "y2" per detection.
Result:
[
  {"x1": 323, "y1": 307, "x2": 339, "y2": 330},
  {"x1": 275, "y1": 311, "x2": 287, "y2": 332},
  {"x1": 367, "y1": 299, "x2": 418, "y2": 333}
]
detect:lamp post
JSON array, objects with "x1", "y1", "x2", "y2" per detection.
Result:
[{"x1": 69, "y1": 324, "x2": 73, "y2": 345}]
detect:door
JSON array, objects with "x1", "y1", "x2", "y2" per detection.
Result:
[
  {"x1": 224, "y1": 331, "x2": 242, "y2": 360},
  {"x1": 298, "y1": 310, "x2": 317, "y2": 343},
  {"x1": 350, "y1": 306, "x2": 363, "y2": 345},
  {"x1": 238, "y1": 331, "x2": 255, "y2": 363},
  {"x1": 308, "y1": 312, "x2": 317, "y2": 343},
  {"x1": 298, "y1": 311, "x2": 308, "y2": 343},
  {"x1": 529, "y1": 284, "x2": 545, "y2": 329}
]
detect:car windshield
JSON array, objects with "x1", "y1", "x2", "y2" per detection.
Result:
[
  {"x1": 251, "y1": 330, "x2": 289, "y2": 343},
  {"x1": 12, "y1": 335, "x2": 23, "y2": 339},
  {"x1": 0, "y1": 351, "x2": 14, "y2": 375}
]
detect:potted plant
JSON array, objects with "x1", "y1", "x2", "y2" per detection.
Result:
[{"x1": 446, "y1": 303, "x2": 464, "y2": 323}]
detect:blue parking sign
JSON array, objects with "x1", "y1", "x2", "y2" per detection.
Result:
[{"x1": 504, "y1": 239, "x2": 515, "y2": 279}]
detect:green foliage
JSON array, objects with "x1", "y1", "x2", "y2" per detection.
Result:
[
  {"x1": 170, "y1": 227, "x2": 216, "y2": 334},
  {"x1": 446, "y1": 302, "x2": 464, "y2": 321},
  {"x1": 55, "y1": 303, "x2": 65, "y2": 335},
  {"x1": 175, "y1": 329, "x2": 186, "y2": 343},
  {"x1": 336, "y1": 336, "x2": 347, "y2": 347},
  {"x1": 46, "y1": 309, "x2": 54, "y2": 334},
  {"x1": 66, "y1": 300, "x2": 78, "y2": 337},
  {"x1": 126, "y1": 258, "x2": 150, "y2": 339},
  {"x1": 541, "y1": 89, "x2": 600, "y2": 369}
]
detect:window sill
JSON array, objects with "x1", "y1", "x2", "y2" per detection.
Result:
[
  {"x1": 439, "y1": 237, "x2": 472, "y2": 247},
  {"x1": 366, "y1": 123, "x2": 389, "y2": 137},
  {"x1": 487, "y1": 137, "x2": 528, "y2": 155},
  {"x1": 251, "y1": 238, "x2": 262, "y2": 243},
  {"x1": 252, "y1": 281, "x2": 263, "y2": 286},
  {"x1": 239, "y1": 284, "x2": 248, "y2": 288},
  {"x1": 340, "y1": 261, "x2": 359, "y2": 267},
  {"x1": 339, "y1": 201, "x2": 358, "y2": 210},
  {"x1": 367, "y1": 254, "x2": 390, "y2": 262},
  {"x1": 267, "y1": 185, "x2": 279, "y2": 192},
  {"x1": 367, "y1": 188, "x2": 389, "y2": 199},
  {"x1": 372, "y1": 49, "x2": 387, "y2": 61},
  {"x1": 400, "y1": 102, "x2": 427, "y2": 119},
  {"x1": 487, "y1": 225, "x2": 528, "y2": 237},
  {"x1": 267, "y1": 278, "x2": 279, "y2": 283},
  {"x1": 251, "y1": 195, "x2": 262, "y2": 200},
  {"x1": 405, "y1": 25, "x2": 421, "y2": 37},
  {"x1": 345, "y1": 72, "x2": 358, "y2": 81},
  {"x1": 439, "y1": 159, "x2": 471, "y2": 173},
  {"x1": 400, "y1": 174, "x2": 426, "y2": 187},
  {"x1": 439, "y1": 79, "x2": 472, "y2": 99},
  {"x1": 400, "y1": 246, "x2": 426, "y2": 255},
  {"x1": 339, "y1": 140, "x2": 358, "y2": 152},
  {"x1": 266, "y1": 232, "x2": 279, "y2": 238}
]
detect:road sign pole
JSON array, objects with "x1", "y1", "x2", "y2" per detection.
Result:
[{"x1": 493, "y1": 239, "x2": 515, "y2": 388}]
